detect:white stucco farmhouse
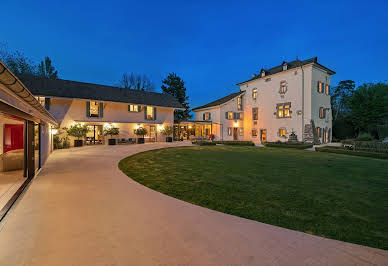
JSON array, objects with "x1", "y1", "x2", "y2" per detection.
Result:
[
  {"x1": 19, "y1": 75, "x2": 184, "y2": 146},
  {"x1": 193, "y1": 57, "x2": 335, "y2": 143}
]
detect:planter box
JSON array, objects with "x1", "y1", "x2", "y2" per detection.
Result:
[
  {"x1": 108, "y1": 139, "x2": 116, "y2": 145},
  {"x1": 137, "y1": 138, "x2": 145, "y2": 144},
  {"x1": 166, "y1": 137, "x2": 173, "y2": 142},
  {"x1": 74, "y1": 140, "x2": 83, "y2": 147}
]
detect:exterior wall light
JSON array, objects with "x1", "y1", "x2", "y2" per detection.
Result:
[
  {"x1": 157, "y1": 125, "x2": 164, "y2": 131},
  {"x1": 51, "y1": 128, "x2": 58, "y2": 135},
  {"x1": 233, "y1": 121, "x2": 239, "y2": 127}
]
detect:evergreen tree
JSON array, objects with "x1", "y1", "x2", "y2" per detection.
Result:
[
  {"x1": 161, "y1": 73, "x2": 192, "y2": 122},
  {"x1": 38, "y1": 56, "x2": 58, "y2": 79}
]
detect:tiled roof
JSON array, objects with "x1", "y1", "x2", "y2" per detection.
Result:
[
  {"x1": 237, "y1": 57, "x2": 335, "y2": 85},
  {"x1": 18, "y1": 75, "x2": 183, "y2": 109},
  {"x1": 192, "y1": 91, "x2": 244, "y2": 111}
]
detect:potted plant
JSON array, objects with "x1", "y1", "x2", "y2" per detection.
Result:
[
  {"x1": 104, "y1": 127, "x2": 120, "y2": 145},
  {"x1": 134, "y1": 127, "x2": 148, "y2": 144},
  {"x1": 160, "y1": 126, "x2": 173, "y2": 142},
  {"x1": 66, "y1": 123, "x2": 88, "y2": 147}
]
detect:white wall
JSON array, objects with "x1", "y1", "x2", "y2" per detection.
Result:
[{"x1": 194, "y1": 63, "x2": 333, "y2": 143}]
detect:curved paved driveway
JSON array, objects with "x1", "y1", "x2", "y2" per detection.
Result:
[{"x1": 0, "y1": 143, "x2": 387, "y2": 266}]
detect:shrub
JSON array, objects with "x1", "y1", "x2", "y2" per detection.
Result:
[
  {"x1": 134, "y1": 127, "x2": 148, "y2": 137},
  {"x1": 356, "y1": 132, "x2": 373, "y2": 141},
  {"x1": 264, "y1": 142, "x2": 313, "y2": 149},
  {"x1": 315, "y1": 147, "x2": 388, "y2": 160},
  {"x1": 160, "y1": 126, "x2": 173, "y2": 136},
  {"x1": 377, "y1": 125, "x2": 388, "y2": 140},
  {"x1": 66, "y1": 124, "x2": 89, "y2": 140},
  {"x1": 213, "y1": 141, "x2": 254, "y2": 146},
  {"x1": 192, "y1": 141, "x2": 216, "y2": 146},
  {"x1": 104, "y1": 127, "x2": 119, "y2": 138}
]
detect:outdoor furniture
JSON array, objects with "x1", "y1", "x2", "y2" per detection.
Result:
[
  {"x1": 118, "y1": 138, "x2": 128, "y2": 144},
  {"x1": 128, "y1": 138, "x2": 136, "y2": 144},
  {"x1": 0, "y1": 149, "x2": 24, "y2": 172}
]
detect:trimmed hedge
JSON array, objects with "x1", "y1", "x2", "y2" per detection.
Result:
[
  {"x1": 192, "y1": 141, "x2": 216, "y2": 146},
  {"x1": 315, "y1": 147, "x2": 388, "y2": 160},
  {"x1": 264, "y1": 142, "x2": 313, "y2": 149},
  {"x1": 214, "y1": 141, "x2": 255, "y2": 146}
]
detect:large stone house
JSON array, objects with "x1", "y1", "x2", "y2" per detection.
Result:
[
  {"x1": 19, "y1": 75, "x2": 183, "y2": 146},
  {"x1": 193, "y1": 57, "x2": 335, "y2": 143}
]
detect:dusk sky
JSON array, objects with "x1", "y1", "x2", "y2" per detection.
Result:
[{"x1": 1, "y1": 0, "x2": 387, "y2": 109}]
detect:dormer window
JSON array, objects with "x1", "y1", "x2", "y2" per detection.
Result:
[
  {"x1": 282, "y1": 62, "x2": 287, "y2": 71},
  {"x1": 261, "y1": 69, "x2": 266, "y2": 77}
]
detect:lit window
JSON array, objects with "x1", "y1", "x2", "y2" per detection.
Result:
[
  {"x1": 317, "y1": 81, "x2": 323, "y2": 93},
  {"x1": 319, "y1": 107, "x2": 325, "y2": 119},
  {"x1": 252, "y1": 129, "x2": 258, "y2": 137},
  {"x1": 316, "y1": 127, "x2": 321, "y2": 138},
  {"x1": 279, "y1": 81, "x2": 287, "y2": 94},
  {"x1": 279, "y1": 128, "x2": 286, "y2": 137},
  {"x1": 325, "y1": 84, "x2": 329, "y2": 95},
  {"x1": 277, "y1": 103, "x2": 291, "y2": 118},
  {"x1": 252, "y1": 107, "x2": 258, "y2": 120},
  {"x1": 237, "y1": 96, "x2": 243, "y2": 111},
  {"x1": 228, "y1": 127, "x2": 232, "y2": 136},
  {"x1": 252, "y1": 88, "x2": 257, "y2": 100},
  {"x1": 239, "y1": 128, "x2": 244, "y2": 136},
  {"x1": 226, "y1": 112, "x2": 234, "y2": 120},
  {"x1": 128, "y1": 105, "x2": 139, "y2": 112},
  {"x1": 204, "y1": 112, "x2": 211, "y2": 120},
  {"x1": 90, "y1": 102, "x2": 99, "y2": 117},
  {"x1": 146, "y1": 106, "x2": 154, "y2": 120}
]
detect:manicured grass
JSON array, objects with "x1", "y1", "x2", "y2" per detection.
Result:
[{"x1": 119, "y1": 146, "x2": 388, "y2": 250}]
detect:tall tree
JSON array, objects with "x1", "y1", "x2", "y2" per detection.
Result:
[
  {"x1": 38, "y1": 56, "x2": 58, "y2": 79},
  {"x1": 161, "y1": 73, "x2": 192, "y2": 122},
  {"x1": 119, "y1": 72, "x2": 155, "y2": 91},
  {"x1": 0, "y1": 42, "x2": 36, "y2": 75},
  {"x1": 331, "y1": 80, "x2": 355, "y2": 122},
  {"x1": 348, "y1": 82, "x2": 388, "y2": 136}
]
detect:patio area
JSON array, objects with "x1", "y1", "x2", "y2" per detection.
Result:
[{"x1": 0, "y1": 143, "x2": 387, "y2": 266}]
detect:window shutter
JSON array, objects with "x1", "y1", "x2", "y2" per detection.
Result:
[
  {"x1": 317, "y1": 81, "x2": 320, "y2": 92},
  {"x1": 144, "y1": 106, "x2": 147, "y2": 120},
  {"x1": 209, "y1": 113, "x2": 211, "y2": 120},
  {"x1": 45, "y1": 98, "x2": 50, "y2": 110},
  {"x1": 154, "y1": 107, "x2": 157, "y2": 120},
  {"x1": 86, "y1": 101, "x2": 90, "y2": 117},
  {"x1": 138, "y1": 105, "x2": 142, "y2": 112},
  {"x1": 233, "y1": 112, "x2": 237, "y2": 119},
  {"x1": 99, "y1": 102, "x2": 104, "y2": 117},
  {"x1": 225, "y1": 112, "x2": 228, "y2": 119},
  {"x1": 203, "y1": 113, "x2": 205, "y2": 120}
]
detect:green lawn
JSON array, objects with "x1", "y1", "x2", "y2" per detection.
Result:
[{"x1": 118, "y1": 146, "x2": 388, "y2": 250}]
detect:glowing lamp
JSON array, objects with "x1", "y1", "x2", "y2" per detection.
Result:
[
  {"x1": 51, "y1": 129, "x2": 58, "y2": 135},
  {"x1": 233, "y1": 121, "x2": 239, "y2": 127},
  {"x1": 157, "y1": 125, "x2": 164, "y2": 131}
]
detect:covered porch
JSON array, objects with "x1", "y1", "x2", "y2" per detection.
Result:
[{"x1": 173, "y1": 121, "x2": 222, "y2": 141}]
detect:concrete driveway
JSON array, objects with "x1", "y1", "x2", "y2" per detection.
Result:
[{"x1": 0, "y1": 143, "x2": 387, "y2": 266}]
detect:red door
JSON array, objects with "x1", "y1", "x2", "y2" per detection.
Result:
[{"x1": 3, "y1": 124, "x2": 24, "y2": 153}]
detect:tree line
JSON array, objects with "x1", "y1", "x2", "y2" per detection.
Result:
[
  {"x1": 0, "y1": 43, "x2": 192, "y2": 122},
  {"x1": 331, "y1": 80, "x2": 388, "y2": 140}
]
